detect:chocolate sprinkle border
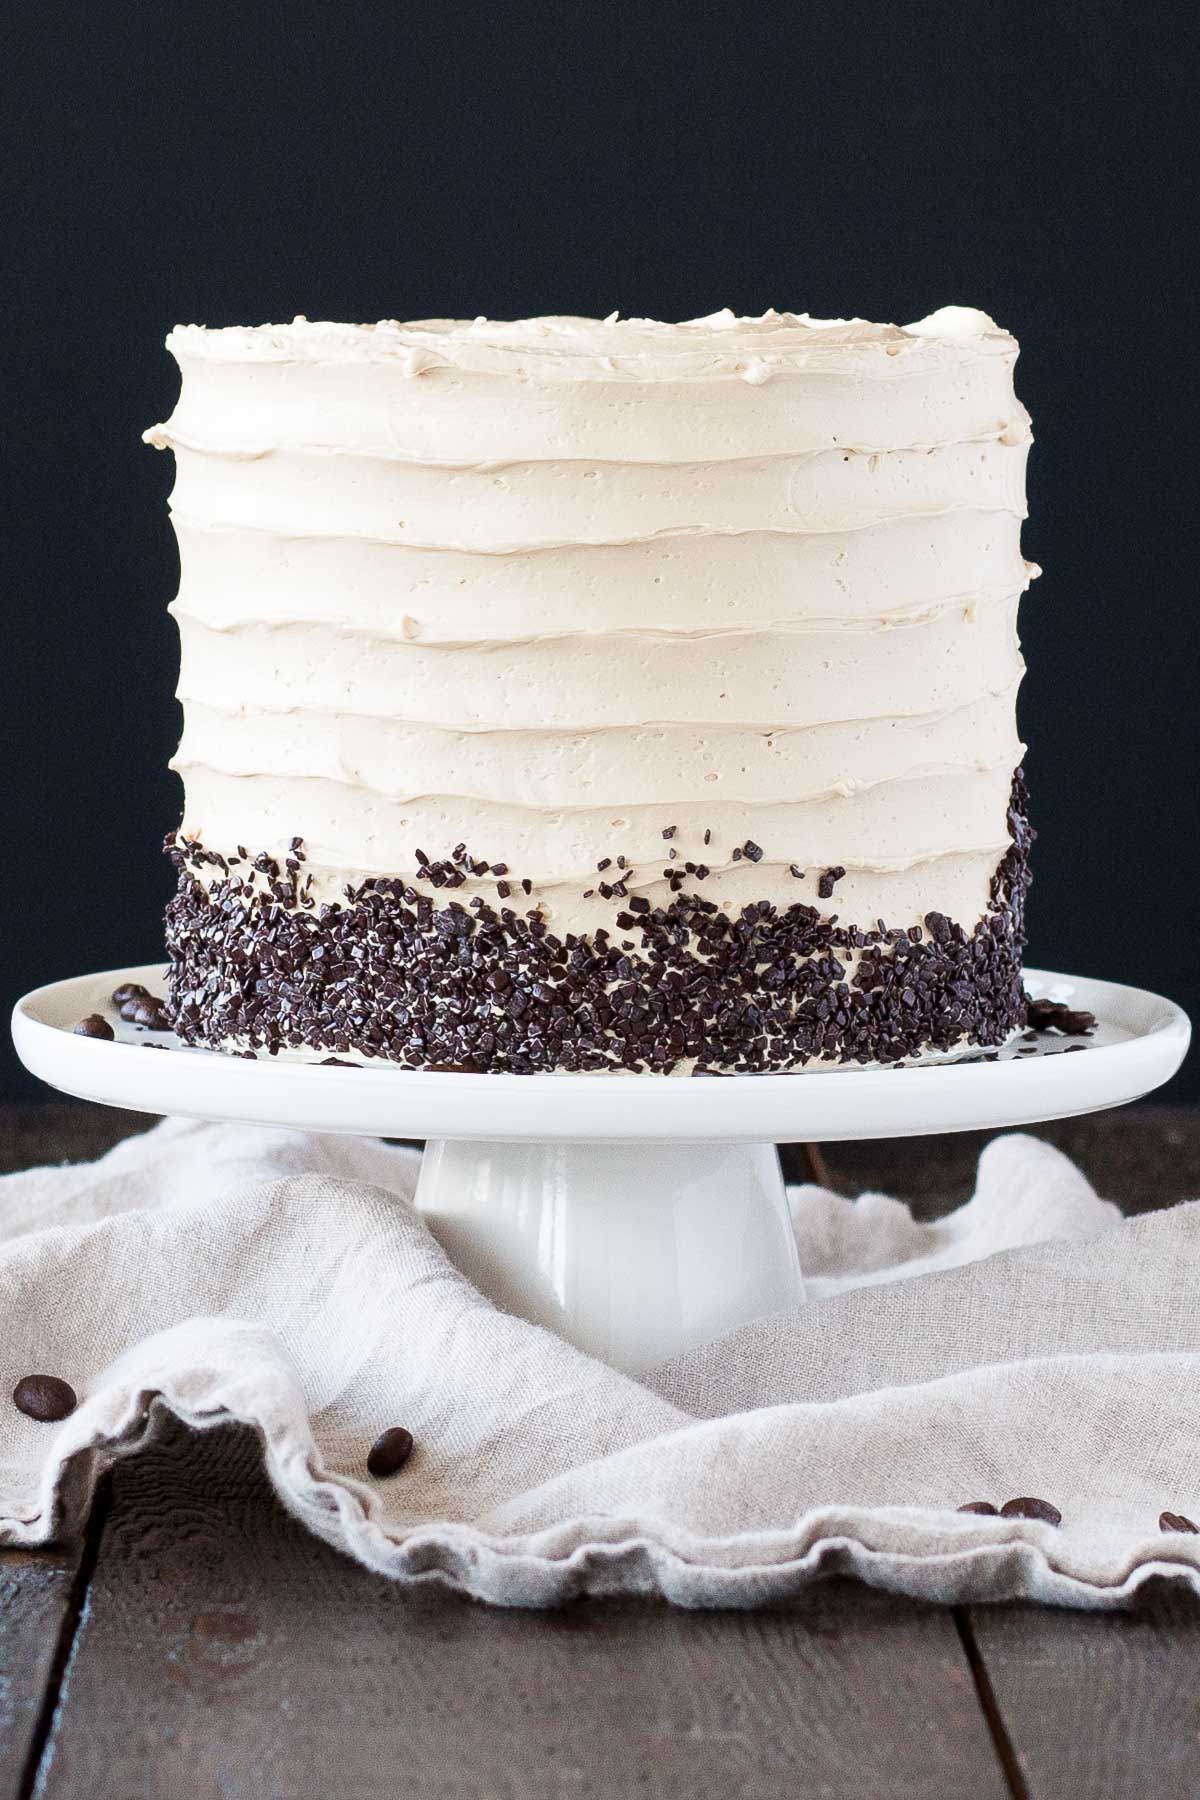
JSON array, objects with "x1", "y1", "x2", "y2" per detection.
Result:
[{"x1": 163, "y1": 770, "x2": 1033, "y2": 1075}]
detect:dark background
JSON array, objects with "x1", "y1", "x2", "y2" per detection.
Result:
[{"x1": 4, "y1": 0, "x2": 1197, "y2": 1099}]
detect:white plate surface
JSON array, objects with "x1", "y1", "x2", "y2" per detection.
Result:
[{"x1": 11, "y1": 963, "x2": 1189, "y2": 1143}]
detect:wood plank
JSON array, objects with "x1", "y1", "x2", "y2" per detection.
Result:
[
  {"x1": 36, "y1": 1418, "x2": 1007, "y2": 1800},
  {"x1": 964, "y1": 1587, "x2": 1200, "y2": 1800},
  {"x1": 5, "y1": 1098, "x2": 1197, "y2": 1221},
  {"x1": 0, "y1": 1102, "x2": 156, "y2": 1178},
  {"x1": 800, "y1": 1105, "x2": 1200, "y2": 1218},
  {"x1": 0, "y1": 1544, "x2": 87, "y2": 1799}
]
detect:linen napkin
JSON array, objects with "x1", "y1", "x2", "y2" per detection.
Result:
[{"x1": 2, "y1": 1115, "x2": 1198, "y2": 1610}]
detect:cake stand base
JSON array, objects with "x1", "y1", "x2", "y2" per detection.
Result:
[
  {"x1": 11, "y1": 964, "x2": 1190, "y2": 1375},
  {"x1": 416, "y1": 1139, "x2": 800, "y2": 1371}
]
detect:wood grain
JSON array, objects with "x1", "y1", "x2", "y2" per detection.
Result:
[
  {"x1": 7, "y1": 1101, "x2": 1200, "y2": 1800},
  {"x1": 7, "y1": 1097, "x2": 1196, "y2": 1220},
  {"x1": 794, "y1": 1105, "x2": 1200, "y2": 1217},
  {"x1": 0, "y1": 1546, "x2": 86, "y2": 1795},
  {"x1": 0, "y1": 1103, "x2": 157, "y2": 1177},
  {"x1": 33, "y1": 1418, "x2": 1008, "y2": 1800},
  {"x1": 966, "y1": 1585, "x2": 1200, "y2": 1799}
]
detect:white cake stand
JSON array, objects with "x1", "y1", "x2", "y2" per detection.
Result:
[{"x1": 12, "y1": 964, "x2": 1190, "y2": 1373}]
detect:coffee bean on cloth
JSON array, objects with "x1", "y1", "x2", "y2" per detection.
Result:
[
  {"x1": 73, "y1": 1015, "x2": 114, "y2": 1040},
  {"x1": 367, "y1": 1427, "x2": 414, "y2": 1478},
  {"x1": 5, "y1": 1119, "x2": 1200, "y2": 1609},
  {"x1": 1160, "y1": 1511, "x2": 1199, "y2": 1534},
  {"x1": 1000, "y1": 1496, "x2": 1062, "y2": 1525},
  {"x1": 957, "y1": 1501, "x2": 999, "y2": 1514},
  {"x1": 13, "y1": 1375, "x2": 77, "y2": 1422}
]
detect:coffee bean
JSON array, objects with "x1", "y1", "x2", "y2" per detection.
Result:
[
  {"x1": 73, "y1": 1014, "x2": 114, "y2": 1040},
  {"x1": 111, "y1": 982, "x2": 150, "y2": 1007},
  {"x1": 119, "y1": 990, "x2": 165, "y2": 1013},
  {"x1": 129, "y1": 999, "x2": 170, "y2": 1030},
  {"x1": 13, "y1": 1374, "x2": 77, "y2": 1422},
  {"x1": 1000, "y1": 1495, "x2": 1062, "y2": 1525},
  {"x1": 1025, "y1": 995, "x2": 1096, "y2": 1037},
  {"x1": 1159, "y1": 1510, "x2": 1199, "y2": 1534},
  {"x1": 957, "y1": 1501, "x2": 999, "y2": 1515},
  {"x1": 367, "y1": 1426, "x2": 414, "y2": 1478}
]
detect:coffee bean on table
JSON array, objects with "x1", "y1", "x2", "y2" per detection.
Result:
[
  {"x1": 1159, "y1": 1510, "x2": 1199, "y2": 1534},
  {"x1": 73, "y1": 1014, "x2": 114, "y2": 1040},
  {"x1": 111, "y1": 982, "x2": 150, "y2": 1007},
  {"x1": 1000, "y1": 1495, "x2": 1062, "y2": 1525},
  {"x1": 957, "y1": 1501, "x2": 999, "y2": 1515},
  {"x1": 13, "y1": 1375, "x2": 78, "y2": 1422},
  {"x1": 367, "y1": 1426, "x2": 414, "y2": 1478}
]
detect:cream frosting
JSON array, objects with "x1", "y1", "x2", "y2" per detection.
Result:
[{"x1": 148, "y1": 308, "x2": 1032, "y2": 939}]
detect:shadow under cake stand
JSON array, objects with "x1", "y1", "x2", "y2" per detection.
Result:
[{"x1": 12, "y1": 965, "x2": 1190, "y2": 1375}]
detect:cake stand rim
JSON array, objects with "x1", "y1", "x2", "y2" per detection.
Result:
[{"x1": 10, "y1": 962, "x2": 1190, "y2": 1144}]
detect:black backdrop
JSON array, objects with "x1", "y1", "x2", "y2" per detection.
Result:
[{"x1": 4, "y1": 0, "x2": 1197, "y2": 1099}]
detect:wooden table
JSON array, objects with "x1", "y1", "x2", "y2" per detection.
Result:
[{"x1": 3, "y1": 1102, "x2": 1199, "y2": 1800}]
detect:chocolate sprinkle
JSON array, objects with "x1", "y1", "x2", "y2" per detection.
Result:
[
  {"x1": 818, "y1": 866, "x2": 847, "y2": 900},
  {"x1": 1026, "y1": 995, "x2": 1097, "y2": 1035},
  {"x1": 162, "y1": 771, "x2": 1032, "y2": 1076}
]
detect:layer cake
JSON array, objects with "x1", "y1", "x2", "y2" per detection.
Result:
[{"x1": 146, "y1": 308, "x2": 1036, "y2": 1072}]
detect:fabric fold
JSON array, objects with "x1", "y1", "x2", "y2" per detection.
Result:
[{"x1": 1, "y1": 1116, "x2": 1196, "y2": 1609}]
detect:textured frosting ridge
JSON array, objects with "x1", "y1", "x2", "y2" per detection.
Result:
[{"x1": 148, "y1": 307, "x2": 1032, "y2": 954}]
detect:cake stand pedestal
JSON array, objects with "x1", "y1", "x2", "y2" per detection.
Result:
[
  {"x1": 417, "y1": 1139, "x2": 800, "y2": 1369},
  {"x1": 12, "y1": 965, "x2": 1190, "y2": 1374}
]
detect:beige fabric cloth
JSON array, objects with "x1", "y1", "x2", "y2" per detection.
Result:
[{"x1": 2, "y1": 1116, "x2": 1198, "y2": 1609}]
